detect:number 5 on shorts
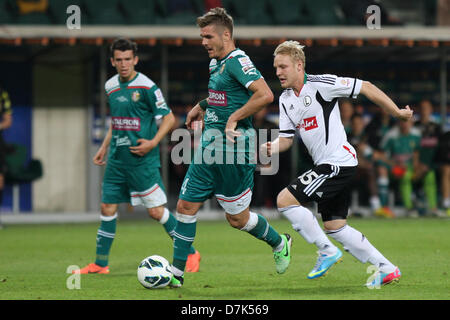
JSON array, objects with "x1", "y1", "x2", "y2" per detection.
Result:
[{"x1": 299, "y1": 170, "x2": 319, "y2": 185}]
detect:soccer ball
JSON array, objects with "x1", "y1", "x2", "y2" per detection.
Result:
[{"x1": 137, "y1": 255, "x2": 173, "y2": 289}]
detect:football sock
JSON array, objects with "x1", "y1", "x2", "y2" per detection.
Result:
[
  {"x1": 400, "y1": 170, "x2": 414, "y2": 209},
  {"x1": 377, "y1": 176, "x2": 389, "y2": 207},
  {"x1": 444, "y1": 197, "x2": 450, "y2": 209},
  {"x1": 280, "y1": 205, "x2": 337, "y2": 255},
  {"x1": 172, "y1": 212, "x2": 197, "y2": 274},
  {"x1": 160, "y1": 208, "x2": 196, "y2": 254},
  {"x1": 95, "y1": 213, "x2": 117, "y2": 267},
  {"x1": 326, "y1": 224, "x2": 396, "y2": 272},
  {"x1": 369, "y1": 196, "x2": 381, "y2": 211},
  {"x1": 423, "y1": 171, "x2": 437, "y2": 209},
  {"x1": 240, "y1": 211, "x2": 283, "y2": 250}
]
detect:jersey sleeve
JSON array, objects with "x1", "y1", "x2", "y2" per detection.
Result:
[
  {"x1": 311, "y1": 74, "x2": 362, "y2": 101},
  {"x1": 227, "y1": 55, "x2": 262, "y2": 89},
  {"x1": 278, "y1": 98, "x2": 295, "y2": 138},
  {"x1": 144, "y1": 85, "x2": 171, "y2": 118}
]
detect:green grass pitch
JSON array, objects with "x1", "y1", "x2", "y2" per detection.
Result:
[{"x1": 0, "y1": 217, "x2": 449, "y2": 300}]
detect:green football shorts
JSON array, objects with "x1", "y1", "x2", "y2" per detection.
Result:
[
  {"x1": 179, "y1": 162, "x2": 255, "y2": 214},
  {"x1": 102, "y1": 161, "x2": 167, "y2": 208}
]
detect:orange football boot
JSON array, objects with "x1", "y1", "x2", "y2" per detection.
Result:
[
  {"x1": 185, "y1": 250, "x2": 201, "y2": 273},
  {"x1": 73, "y1": 263, "x2": 110, "y2": 274}
]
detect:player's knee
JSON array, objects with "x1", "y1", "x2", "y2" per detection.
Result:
[
  {"x1": 226, "y1": 214, "x2": 246, "y2": 229},
  {"x1": 101, "y1": 203, "x2": 118, "y2": 216},
  {"x1": 176, "y1": 199, "x2": 200, "y2": 215},
  {"x1": 323, "y1": 219, "x2": 347, "y2": 231},
  {"x1": 147, "y1": 206, "x2": 164, "y2": 220},
  {"x1": 276, "y1": 188, "x2": 300, "y2": 209}
]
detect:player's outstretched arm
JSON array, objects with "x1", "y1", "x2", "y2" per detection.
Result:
[
  {"x1": 359, "y1": 81, "x2": 413, "y2": 121},
  {"x1": 129, "y1": 112, "x2": 176, "y2": 157},
  {"x1": 93, "y1": 125, "x2": 112, "y2": 166},
  {"x1": 261, "y1": 137, "x2": 294, "y2": 156}
]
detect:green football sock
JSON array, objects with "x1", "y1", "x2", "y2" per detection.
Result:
[
  {"x1": 424, "y1": 171, "x2": 437, "y2": 209},
  {"x1": 400, "y1": 169, "x2": 413, "y2": 209},
  {"x1": 95, "y1": 213, "x2": 117, "y2": 267},
  {"x1": 172, "y1": 213, "x2": 197, "y2": 273},
  {"x1": 161, "y1": 208, "x2": 196, "y2": 255},
  {"x1": 241, "y1": 212, "x2": 282, "y2": 249}
]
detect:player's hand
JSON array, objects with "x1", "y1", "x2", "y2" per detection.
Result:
[
  {"x1": 129, "y1": 139, "x2": 156, "y2": 157},
  {"x1": 397, "y1": 105, "x2": 413, "y2": 121},
  {"x1": 225, "y1": 118, "x2": 241, "y2": 143},
  {"x1": 93, "y1": 147, "x2": 107, "y2": 166},
  {"x1": 260, "y1": 141, "x2": 272, "y2": 157},
  {"x1": 185, "y1": 104, "x2": 205, "y2": 130}
]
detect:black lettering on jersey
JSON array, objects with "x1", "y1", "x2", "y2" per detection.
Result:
[{"x1": 316, "y1": 91, "x2": 338, "y2": 145}]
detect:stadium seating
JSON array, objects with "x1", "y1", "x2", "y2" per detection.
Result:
[
  {"x1": 271, "y1": 0, "x2": 313, "y2": 25},
  {"x1": 120, "y1": 0, "x2": 159, "y2": 25},
  {"x1": 83, "y1": 0, "x2": 126, "y2": 25},
  {"x1": 47, "y1": 0, "x2": 82, "y2": 25},
  {"x1": 4, "y1": 144, "x2": 43, "y2": 184},
  {"x1": 304, "y1": 0, "x2": 344, "y2": 25},
  {"x1": 223, "y1": 0, "x2": 273, "y2": 25},
  {"x1": 0, "y1": 0, "x2": 433, "y2": 25},
  {"x1": 0, "y1": 1, "x2": 14, "y2": 24},
  {"x1": 156, "y1": 0, "x2": 204, "y2": 25}
]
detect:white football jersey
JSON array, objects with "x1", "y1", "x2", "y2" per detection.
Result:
[{"x1": 278, "y1": 74, "x2": 362, "y2": 167}]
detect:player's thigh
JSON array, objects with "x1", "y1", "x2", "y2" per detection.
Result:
[
  {"x1": 214, "y1": 164, "x2": 255, "y2": 215},
  {"x1": 127, "y1": 166, "x2": 167, "y2": 209},
  {"x1": 179, "y1": 162, "x2": 215, "y2": 203},
  {"x1": 287, "y1": 164, "x2": 356, "y2": 209},
  {"x1": 276, "y1": 187, "x2": 301, "y2": 208},
  {"x1": 317, "y1": 169, "x2": 355, "y2": 223},
  {"x1": 102, "y1": 163, "x2": 130, "y2": 205}
]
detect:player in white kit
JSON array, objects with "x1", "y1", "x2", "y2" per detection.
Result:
[{"x1": 262, "y1": 41, "x2": 413, "y2": 287}]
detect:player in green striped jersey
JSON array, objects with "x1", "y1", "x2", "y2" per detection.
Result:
[{"x1": 169, "y1": 8, "x2": 291, "y2": 287}]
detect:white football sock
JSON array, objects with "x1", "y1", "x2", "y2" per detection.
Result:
[
  {"x1": 279, "y1": 205, "x2": 337, "y2": 255},
  {"x1": 326, "y1": 225, "x2": 396, "y2": 272},
  {"x1": 170, "y1": 265, "x2": 184, "y2": 277},
  {"x1": 159, "y1": 208, "x2": 170, "y2": 224}
]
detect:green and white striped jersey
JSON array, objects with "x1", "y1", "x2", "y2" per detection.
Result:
[{"x1": 105, "y1": 72, "x2": 171, "y2": 168}]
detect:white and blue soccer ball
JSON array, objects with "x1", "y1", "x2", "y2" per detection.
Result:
[{"x1": 137, "y1": 255, "x2": 173, "y2": 289}]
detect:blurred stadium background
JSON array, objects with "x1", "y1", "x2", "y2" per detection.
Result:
[{"x1": 0, "y1": 0, "x2": 449, "y2": 223}]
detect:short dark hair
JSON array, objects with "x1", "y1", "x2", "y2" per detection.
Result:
[
  {"x1": 197, "y1": 7, "x2": 233, "y2": 37},
  {"x1": 110, "y1": 38, "x2": 138, "y2": 58}
]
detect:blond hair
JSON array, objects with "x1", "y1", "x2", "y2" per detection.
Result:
[
  {"x1": 274, "y1": 40, "x2": 306, "y2": 68},
  {"x1": 197, "y1": 7, "x2": 234, "y2": 37}
]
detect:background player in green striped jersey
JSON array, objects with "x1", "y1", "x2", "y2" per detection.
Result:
[
  {"x1": 169, "y1": 8, "x2": 291, "y2": 287},
  {"x1": 75, "y1": 38, "x2": 200, "y2": 274}
]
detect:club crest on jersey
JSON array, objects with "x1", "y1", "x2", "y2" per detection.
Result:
[
  {"x1": 303, "y1": 95, "x2": 312, "y2": 107},
  {"x1": 297, "y1": 116, "x2": 318, "y2": 131},
  {"x1": 131, "y1": 91, "x2": 141, "y2": 102}
]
